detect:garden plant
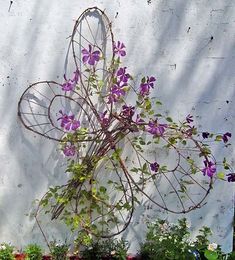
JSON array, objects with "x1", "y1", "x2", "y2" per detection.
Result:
[
  {"x1": 24, "y1": 244, "x2": 43, "y2": 260},
  {"x1": 139, "y1": 218, "x2": 228, "y2": 260},
  {"x1": 0, "y1": 243, "x2": 14, "y2": 260},
  {"x1": 50, "y1": 241, "x2": 69, "y2": 260}
]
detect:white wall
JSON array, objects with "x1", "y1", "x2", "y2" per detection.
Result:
[{"x1": 0, "y1": 0, "x2": 234, "y2": 253}]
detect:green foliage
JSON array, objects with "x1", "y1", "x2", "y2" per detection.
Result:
[
  {"x1": 0, "y1": 243, "x2": 14, "y2": 260},
  {"x1": 50, "y1": 241, "x2": 69, "y2": 260},
  {"x1": 140, "y1": 218, "x2": 195, "y2": 259},
  {"x1": 139, "y1": 218, "x2": 231, "y2": 260},
  {"x1": 227, "y1": 251, "x2": 235, "y2": 260},
  {"x1": 25, "y1": 244, "x2": 43, "y2": 260},
  {"x1": 81, "y1": 238, "x2": 129, "y2": 260}
]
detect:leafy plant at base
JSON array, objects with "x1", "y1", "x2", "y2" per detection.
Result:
[
  {"x1": 25, "y1": 244, "x2": 43, "y2": 260},
  {"x1": 0, "y1": 243, "x2": 14, "y2": 260},
  {"x1": 139, "y1": 218, "x2": 227, "y2": 260},
  {"x1": 50, "y1": 241, "x2": 69, "y2": 260},
  {"x1": 81, "y1": 238, "x2": 129, "y2": 260}
]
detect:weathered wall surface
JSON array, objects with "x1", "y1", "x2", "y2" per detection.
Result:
[{"x1": 0, "y1": 0, "x2": 234, "y2": 253}]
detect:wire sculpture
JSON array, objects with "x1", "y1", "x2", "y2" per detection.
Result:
[{"x1": 18, "y1": 7, "x2": 222, "y2": 241}]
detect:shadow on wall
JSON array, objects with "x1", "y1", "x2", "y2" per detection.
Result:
[
  {"x1": 114, "y1": 0, "x2": 235, "y2": 253},
  {"x1": 0, "y1": 0, "x2": 234, "y2": 253}
]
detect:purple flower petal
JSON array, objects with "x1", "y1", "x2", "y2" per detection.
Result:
[
  {"x1": 114, "y1": 41, "x2": 126, "y2": 57},
  {"x1": 82, "y1": 45, "x2": 100, "y2": 66},
  {"x1": 139, "y1": 76, "x2": 156, "y2": 96},
  {"x1": 227, "y1": 173, "x2": 235, "y2": 182},
  {"x1": 201, "y1": 160, "x2": 216, "y2": 178},
  {"x1": 82, "y1": 55, "x2": 89, "y2": 63},
  {"x1": 62, "y1": 70, "x2": 79, "y2": 91},
  {"x1": 57, "y1": 111, "x2": 80, "y2": 132},
  {"x1": 202, "y1": 132, "x2": 210, "y2": 139},
  {"x1": 63, "y1": 144, "x2": 76, "y2": 157},
  {"x1": 121, "y1": 105, "x2": 135, "y2": 119},
  {"x1": 150, "y1": 162, "x2": 159, "y2": 172},
  {"x1": 186, "y1": 114, "x2": 193, "y2": 124},
  {"x1": 147, "y1": 120, "x2": 168, "y2": 136},
  {"x1": 222, "y1": 132, "x2": 232, "y2": 143}
]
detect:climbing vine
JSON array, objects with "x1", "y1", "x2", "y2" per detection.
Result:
[{"x1": 18, "y1": 7, "x2": 233, "y2": 246}]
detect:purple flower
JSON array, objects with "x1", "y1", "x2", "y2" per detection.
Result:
[
  {"x1": 121, "y1": 105, "x2": 135, "y2": 119},
  {"x1": 202, "y1": 160, "x2": 216, "y2": 177},
  {"x1": 222, "y1": 132, "x2": 232, "y2": 143},
  {"x1": 186, "y1": 114, "x2": 193, "y2": 124},
  {"x1": 63, "y1": 144, "x2": 76, "y2": 156},
  {"x1": 117, "y1": 67, "x2": 130, "y2": 83},
  {"x1": 114, "y1": 41, "x2": 126, "y2": 57},
  {"x1": 108, "y1": 84, "x2": 126, "y2": 103},
  {"x1": 62, "y1": 70, "x2": 79, "y2": 91},
  {"x1": 99, "y1": 111, "x2": 110, "y2": 127},
  {"x1": 57, "y1": 110, "x2": 80, "y2": 131},
  {"x1": 147, "y1": 120, "x2": 168, "y2": 136},
  {"x1": 150, "y1": 162, "x2": 159, "y2": 172},
  {"x1": 82, "y1": 44, "x2": 100, "y2": 65},
  {"x1": 140, "y1": 76, "x2": 156, "y2": 96},
  {"x1": 227, "y1": 173, "x2": 235, "y2": 182},
  {"x1": 202, "y1": 132, "x2": 210, "y2": 139}
]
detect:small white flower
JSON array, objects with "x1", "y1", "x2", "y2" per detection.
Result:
[
  {"x1": 159, "y1": 222, "x2": 169, "y2": 232},
  {"x1": 211, "y1": 243, "x2": 217, "y2": 249},
  {"x1": 0, "y1": 245, "x2": 6, "y2": 250},
  {"x1": 186, "y1": 220, "x2": 191, "y2": 228},
  {"x1": 163, "y1": 223, "x2": 168, "y2": 229},
  {"x1": 111, "y1": 250, "x2": 116, "y2": 255},
  {"x1": 207, "y1": 243, "x2": 217, "y2": 251}
]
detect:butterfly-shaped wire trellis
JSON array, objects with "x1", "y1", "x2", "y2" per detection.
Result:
[{"x1": 18, "y1": 7, "x2": 213, "y2": 239}]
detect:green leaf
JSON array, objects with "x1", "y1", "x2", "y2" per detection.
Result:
[
  {"x1": 204, "y1": 250, "x2": 218, "y2": 260},
  {"x1": 99, "y1": 186, "x2": 107, "y2": 193},
  {"x1": 145, "y1": 99, "x2": 152, "y2": 111},
  {"x1": 166, "y1": 117, "x2": 173, "y2": 122},
  {"x1": 123, "y1": 202, "x2": 132, "y2": 210},
  {"x1": 155, "y1": 100, "x2": 162, "y2": 106},
  {"x1": 98, "y1": 80, "x2": 104, "y2": 89},
  {"x1": 141, "y1": 77, "x2": 146, "y2": 83},
  {"x1": 130, "y1": 168, "x2": 139, "y2": 173},
  {"x1": 215, "y1": 135, "x2": 222, "y2": 142},
  {"x1": 217, "y1": 172, "x2": 225, "y2": 179}
]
